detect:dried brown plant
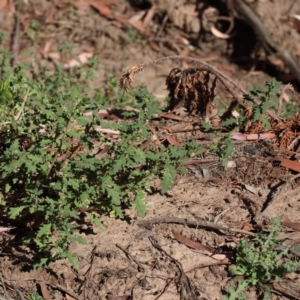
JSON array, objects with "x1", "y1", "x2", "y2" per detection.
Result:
[
  {"x1": 245, "y1": 116, "x2": 269, "y2": 133},
  {"x1": 244, "y1": 105, "x2": 253, "y2": 119},
  {"x1": 119, "y1": 55, "x2": 279, "y2": 121},
  {"x1": 272, "y1": 115, "x2": 300, "y2": 150},
  {"x1": 165, "y1": 67, "x2": 217, "y2": 118}
]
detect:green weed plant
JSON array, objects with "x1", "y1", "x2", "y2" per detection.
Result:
[
  {"x1": 224, "y1": 218, "x2": 300, "y2": 300},
  {"x1": 221, "y1": 78, "x2": 281, "y2": 130},
  {"x1": 201, "y1": 79, "x2": 282, "y2": 168},
  {"x1": 0, "y1": 47, "x2": 199, "y2": 266},
  {"x1": 28, "y1": 292, "x2": 45, "y2": 300}
]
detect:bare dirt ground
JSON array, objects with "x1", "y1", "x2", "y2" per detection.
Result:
[{"x1": 1, "y1": 0, "x2": 300, "y2": 299}]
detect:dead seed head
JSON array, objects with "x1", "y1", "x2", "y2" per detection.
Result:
[{"x1": 119, "y1": 64, "x2": 145, "y2": 93}]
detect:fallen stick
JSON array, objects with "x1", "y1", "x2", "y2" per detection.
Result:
[{"x1": 138, "y1": 217, "x2": 255, "y2": 236}]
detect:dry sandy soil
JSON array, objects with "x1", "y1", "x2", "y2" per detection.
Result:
[{"x1": 1, "y1": 0, "x2": 300, "y2": 299}]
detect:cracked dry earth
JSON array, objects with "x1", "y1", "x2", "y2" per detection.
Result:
[{"x1": 1, "y1": 154, "x2": 300, "y2": 300}]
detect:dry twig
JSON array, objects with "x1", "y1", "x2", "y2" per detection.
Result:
[
  {"x1": 149, "y1": 237, "x2": 197, "y2": 300},
  {"x1": 11, "y1": 5, "x2": 20, "y2": 67},
  {"x1": 0, "y1": 272, "x2": 8, "y2": 300},
  {"x1": 80, "y1": 246, "x2": 97, "y2": 300},
  {"x1": 138, "y1": 217, "x2": 255, "y2": 236},
  {"x1": 54, "y1": 284, "x2": 82, "y2": 300},
  {"x1": 9, "y1": 283, "x2": 24, "y2": 300},
  {"x1": 154, "y1": 277, "x2": 175, "y2": 300},
  {"x1": 116, "y1": 244, "x2": 145, "y2": 272}
]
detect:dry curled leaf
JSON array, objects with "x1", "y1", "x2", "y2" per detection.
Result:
[
  {"x1": 273, "y1": 157, "x2": 300, "y2": 173},
  {"x1": 38, "y1": 283, "x2": 52, "y2": 300},
  {"x1": 166, "y1": 136, "x2": 185, "y2": 146},
  {"x1": 172, "y1": 231, "x2": 226, "y2": 260}
]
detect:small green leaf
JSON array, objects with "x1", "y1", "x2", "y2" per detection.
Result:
[
  {"x1": 70, "y1": 236, "x2": 88, "y2": 244},
  {"x1": 111, "y1": 205, "x2": 124, "y2": 218},
  {"x1": 76, "y1": 115, "x2": 91, "y2": 125},
  {"x1": 9, "y1": 206, "x2": 26, "y2": 219},
  {"x1": 5, "y1": 183, "x2": 11, "y2": 193},
  {"x1": 89, "y1": 213, "x2": 105, "y2": 229},
  {"x1": 37, "y1": 224, "x2": 52, "y2": 238},
  {"x1": 66, "y1": 130, "x2": 81, "y2": 138},
  {"x1": 224, "y1": 139, "x2": 233, "y2": 158},
  {"x1": 144, "y1": 184, "x2": 152, "y2": 193},
  {"x1": 161, "y1": 170, "x2": 173, "y2": 194},
  {"x1": 221, "y1": 118, "x2": 238, "y2": 126},
  {"x1": 34, "y1": 239, "x2": 44, "y2": 248},
  {"x1": 34, "y1": 257, "x2": 49, "y2": 267},
  {"x1": 168, "y1": 165, "x2": 177, "y2": 180},
  {"x1": 134, "y1": 148, "x2": 146, "y2": 163},
  {"x1": 135, "y1": 190, "x2": 146, "y2": 217},
  {"x1": 113, "y1": 158, "x2": 124, "y2": 174},
  {"x1": 260, "y1": 117, "x2": 271, "y2": 130},
  {"x1": 262, "y1": 101, "x2": 270, "y2": 113},
  {"x1": 253, "y1": 106, "x2": 261, "y2": 121},
  {"x1": 64, "y1": 251, "x2": 79, "y2": 269},
  {"x1": 107, "y1": 187, "x2": 121, "y2": 205},
  {"x1": 201, "y1": 120, "x2": 213, "y2": 132}
]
